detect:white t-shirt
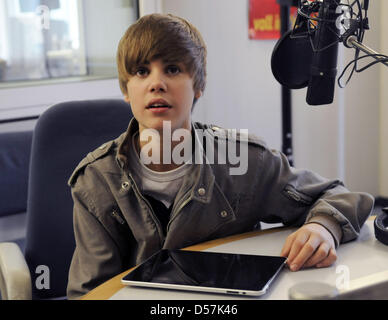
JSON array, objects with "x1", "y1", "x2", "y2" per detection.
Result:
[{"x1": 129, "y1": 132, "x2": 193, "y2": 208}]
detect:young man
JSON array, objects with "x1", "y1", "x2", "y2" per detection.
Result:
[{"x1": 66, "y1": 13, "x2": 374, "y2": 299}]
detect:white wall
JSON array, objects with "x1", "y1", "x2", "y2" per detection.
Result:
[
  {"x1": 380, "y1": 0, "x2": 388, "y2": 197},
  {"x1": 343, "y1": 0, "x2": 381, "y2": 195},
  {"x1": 292, "y1": 86, "x2": 342, "y2": 180},
  {"x1": 294, "y1": 1, "x2": 381, "y2": 195},
  {"x1": 0, "y1": 78, "x2": 122, "y2": 120},
  {"x1": 159, "y1": 0, "x2": 382, "y2": 195},
  {"x1": 161, "y1": 0, "x2": 282, "y2": 150},
  {"x1": 1, "y1": 0, "x2": 384, "y2": 196}
]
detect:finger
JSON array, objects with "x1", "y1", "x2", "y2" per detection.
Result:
[
  {"x1": 316, "y1": 248, "x2": 337, "y2": 268},
  {"x1": 287, "y1": 232, "x2": 311, "y2": 266},
  {"x1": 289, "y1": 235, "x2": 321, "y2": 271},
  {"x1": 280, "y1": 233, "x2": 296, "y2": 257},
  {"x1": 303, "y1": 242, "x2": 330, "y2": 268}
]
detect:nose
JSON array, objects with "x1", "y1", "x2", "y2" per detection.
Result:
[{"x1": 149, "y1": 71, "x2": 167, "y2": 93}]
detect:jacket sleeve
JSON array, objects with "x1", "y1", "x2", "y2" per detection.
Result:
[
  {"x1": 66, "y1": 181, "x2": 125, "y2": 300},
  {"x1": 256, "y1": 146, "x2": 374, "y2": 247}
]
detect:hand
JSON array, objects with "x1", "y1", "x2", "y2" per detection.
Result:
[{"x1": 280, "y1": 223, "x2": 337, "y2": 272}]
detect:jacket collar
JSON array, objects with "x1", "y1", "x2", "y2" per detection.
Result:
[
  {"x1": 115, "y1": 118, "x2": 215, "y2": 204},
  {"x1": 116, "y1": 117, "x2": 138, "y2": 172},
  {"x1": 188, "y1": 122, "x2": 215, "y2": 204}
]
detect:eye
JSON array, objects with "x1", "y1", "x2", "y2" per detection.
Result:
[
  {"x1": 166, "y1": 65, "x2": 181, "y2": 75},
  {"x1": 135, "y1": 66, "x2": 149, "y2": 77}
]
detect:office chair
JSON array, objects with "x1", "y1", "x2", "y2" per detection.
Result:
[
  {"x1": 0, "y1": 99, "x2": 132, "y2": 299},
  {"x1": 0, "y1": 130, "x2": 33, "y2": 218}
]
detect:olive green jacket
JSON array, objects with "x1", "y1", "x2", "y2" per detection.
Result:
[{"x1": 66, "y1": 119, "x2": 374, "y2": 299}]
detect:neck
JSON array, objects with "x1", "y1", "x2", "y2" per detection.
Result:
[{"x1": 136, "y1": 126, "x2": 192, "y2": 172}]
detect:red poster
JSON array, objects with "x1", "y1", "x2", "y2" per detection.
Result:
[{"x1": 249, "y1": 0, "x2": 297, "y2": 40}]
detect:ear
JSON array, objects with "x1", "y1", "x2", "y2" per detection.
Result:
[
  {"x1": 124, "y1": 94, "x2": 130, "y2": 104},
  {"x1": 194, "y1": 90, "x2": 202, "y2": 100}
]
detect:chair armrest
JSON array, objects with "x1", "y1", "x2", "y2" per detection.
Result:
[{"x1": 0, "y1": 242, "x2": 31, "y2": 300}]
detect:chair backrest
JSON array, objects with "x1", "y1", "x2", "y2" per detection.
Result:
[
  {"x1": 0, "y1": 131, "x2": 33, "y2": 217},
  {"x1": 24, "y1": 99, "x2": 132, "y2": 299}
]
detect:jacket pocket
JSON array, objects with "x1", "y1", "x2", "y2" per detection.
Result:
[{"x1": 283, "y1": 184, "x2": 314, "y2": 206}]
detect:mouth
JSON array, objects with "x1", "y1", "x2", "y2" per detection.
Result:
[{"x1": 146, "y1": 99, "x2": 172, "y2": 110}]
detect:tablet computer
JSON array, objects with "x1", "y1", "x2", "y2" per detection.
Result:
[{"x1": 121, "y1": 249, "x2": 287, "y2": 296}]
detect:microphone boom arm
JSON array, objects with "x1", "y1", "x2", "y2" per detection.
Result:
[{"x1": 345, "y1": 35, "x2": 388, "y2": 68}]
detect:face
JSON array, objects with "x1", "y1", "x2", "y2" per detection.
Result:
[{"x1": 124, "y1": 59, "x2": 202, "y2": 134}]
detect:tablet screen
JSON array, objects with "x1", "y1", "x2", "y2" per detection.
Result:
[{"x1": 122, "y1": 249, "x2": 286, "y2": 295}]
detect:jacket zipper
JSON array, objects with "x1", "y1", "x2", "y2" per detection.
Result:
[
  {"x1": 286, "y1": 190, "x2": 302, "y2": 202},
  {"x1": 167, "y1": 190, "x2": 192, "y2": 231},
  {"x1": 285, "y1": 188, "x2": 312, "y2": 205},
  {"x1": 111, "y1": 209, "x2": 126, "y2": 225},
  {"x1": 128, "y1": 176, "x2": 166, "y2": 246}
]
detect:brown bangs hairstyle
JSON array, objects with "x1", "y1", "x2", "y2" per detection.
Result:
[{"x1": 117, "y1": 13, "x2": 207, "y2": 97}]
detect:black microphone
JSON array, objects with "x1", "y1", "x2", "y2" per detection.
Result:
[
  {"x1": 306, "y1": 0, "x2": 340, "y2": 105},
  {"x1": 272, "y1": 0, "x2": 387, "y2": 106}
]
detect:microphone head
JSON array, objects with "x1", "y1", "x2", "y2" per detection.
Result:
[
  {"x1": 271, "y1": 29, "x2": 314, "y2": 89},
  {"x1": 305, "y1": 0, "x2": 340, "y2": 105}
]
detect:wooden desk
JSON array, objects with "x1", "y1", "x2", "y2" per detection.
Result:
[{"x1": 82, "y1": 217, "x2": 387, "y2": 300}]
